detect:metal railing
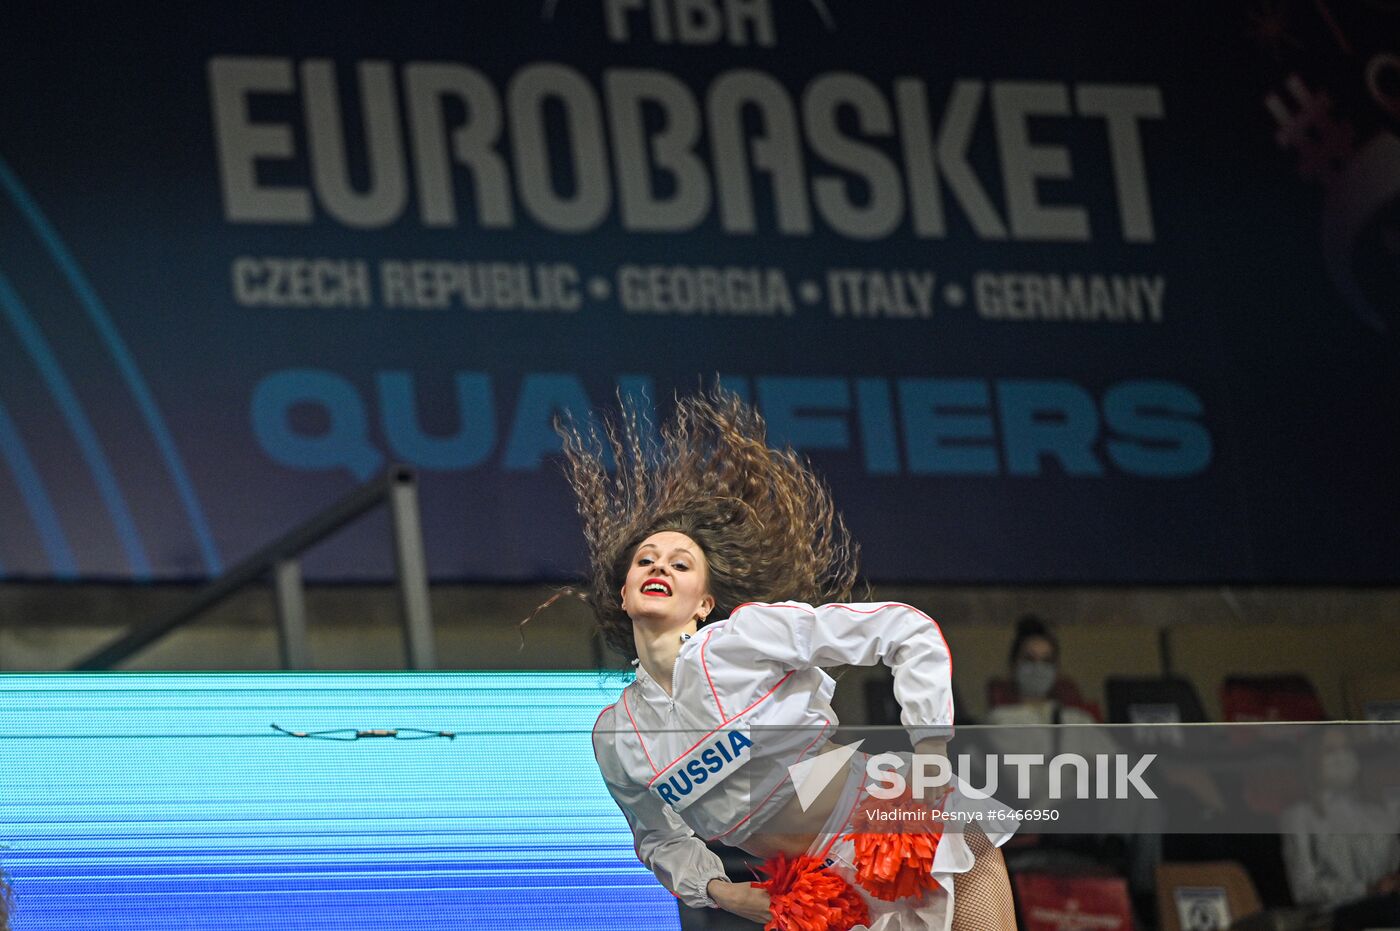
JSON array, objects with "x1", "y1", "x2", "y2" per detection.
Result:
[{"x1": 71, "y1": 466, "x2": 435, "y2": 671}]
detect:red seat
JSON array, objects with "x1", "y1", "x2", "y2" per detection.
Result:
[
  {"x1": 1220, "y1": 674, "x2": 1326, "y2": 722},
  {"x1": 1219, "y1": 674, "x2": 1322, "y2": 815},
  {"x1": 1013, "y1": 872, "x2": 1135, "y2": 931}
]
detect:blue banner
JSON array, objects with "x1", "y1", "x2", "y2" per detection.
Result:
[{"x1": 0, "y1": 1, "x2": 1397, "y2": 582}]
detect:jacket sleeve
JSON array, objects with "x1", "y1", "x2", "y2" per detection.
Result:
[
  {"x1": 721, "y1": 601, "x2": 955, "y2": 742},
  {"x1": 593, "y1": 706, "x2": 730, "y2": 909}
]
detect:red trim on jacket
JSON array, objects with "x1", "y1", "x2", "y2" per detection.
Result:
[
  {"x1": 621, "y1": 688, "x2": 661, "y2": 775},
  {"x1": 645, "y1": 670, "x2": 796, "y2": 788}
]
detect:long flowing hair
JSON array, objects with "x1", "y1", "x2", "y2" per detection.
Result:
[{"x1": 557, "y1": 388, "x2": 860, "y2": 661}]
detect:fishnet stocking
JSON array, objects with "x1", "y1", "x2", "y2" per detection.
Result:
[{"x1": 952, "y1": 826, "x2": 1018, "y2": 930}]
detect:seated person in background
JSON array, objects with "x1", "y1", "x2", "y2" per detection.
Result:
[
  {"x1": 986, "y1": 615, "x2": 1160, "y2": 901},
  {"x1": 987, "y1": 614, "x2": 1101, "y2": 731},
  {"x1": 1282, "y1": 728, "x2": 1400, "y2": 913},
  {"x1": 986, "y1": 615, "x2": 1112, "y2": 787}
]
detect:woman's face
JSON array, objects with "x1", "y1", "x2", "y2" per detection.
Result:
[
  {"x1": 621, "y1": 531, "x2": 715, "y2": 631},
  {"x1": 1013, "y1": 634, "x2": 1058, "y2": 700},
  {"x1": 1015, "y1": 635, "x2": 1057, "y2": 666}
]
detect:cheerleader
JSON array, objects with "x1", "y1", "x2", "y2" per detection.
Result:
[{"x1": 560, "y1": 390, "x2": 1018, "y2": 930}]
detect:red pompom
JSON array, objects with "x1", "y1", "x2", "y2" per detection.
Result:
[
  {"x1": 843, "y1": 788, "x2": 944, "y2": 901},
  {"x1": 755, "y1": 853, "x2": 870, "y2": 931}
]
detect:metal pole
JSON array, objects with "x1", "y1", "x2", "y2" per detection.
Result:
[
  {"x1": 389, "y1": 469, "x2": 435, "y2": 670},
  {"x1": 273, "y1": 559, "x2": 309, "y2": 669},
  {"x1": 72, "y1": 470, "x2": 402, "y2": 670}
]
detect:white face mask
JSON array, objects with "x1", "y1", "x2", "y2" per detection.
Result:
[
  {"x1": 1320, "y1": 748, "x2": 1360, "y2": 791},
  {"x1": 1015, "y1": 660, "x2": 1057, "y2": 700}
]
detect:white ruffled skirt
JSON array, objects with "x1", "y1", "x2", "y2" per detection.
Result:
[{"x1": 801, "y1": 750, "x2": 1019, "y2": 931}]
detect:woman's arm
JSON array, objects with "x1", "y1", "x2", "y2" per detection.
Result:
[
  {"x1": 707, "y1": 878, "x2": 772, "y2": 922},
  {"x1": 597, "y1": 766, "x2": 732, "y2": 907},
  {"x1": 722, "y1": 601, "x2": 955, "y2": 741},
  {"x1": 593, "y1": 707, "x2": 739, "y2": 910}
]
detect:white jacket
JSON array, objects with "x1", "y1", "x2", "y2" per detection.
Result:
[{"x1": 591, "y1": 601, "x2": 956, "y2": 908}]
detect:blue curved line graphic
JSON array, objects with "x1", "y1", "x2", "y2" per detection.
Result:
[
  {"x1": 0, "y1": 157, "x2": 222, "y2": 575},
  {"x1": 0, "y1": 270, "x2": 151, "y2": 577},
  {"x1": 0, "y1": 399, "x2": 78, "y2": 578}
]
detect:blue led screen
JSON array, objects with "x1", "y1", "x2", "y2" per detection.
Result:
[{"x1": 0, "y1": 672, "x2": 673, "y2": 930}]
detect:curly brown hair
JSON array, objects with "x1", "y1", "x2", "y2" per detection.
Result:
[{"x1": 557, "y1": 388, "x2": 860, "y2": 661}]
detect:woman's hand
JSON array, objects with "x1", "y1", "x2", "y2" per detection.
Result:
[
  {"x1": 913, "y1": 737, "x2": 953, "y2": 805},
  {"x1": 708, "y1": 879, "x2": 772, "y2": 924}
]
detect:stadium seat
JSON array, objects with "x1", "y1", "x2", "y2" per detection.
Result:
[
  {"x1": 1164, "y1": 621, "x2": 1400, "y2": 720},
  {"x1": 1105, "y1": 675, "x2": 1207, "y2": 724},
  {"x1": 1155, "y1": 861, "x2": 1262, "y2": 931},
  {"x1": 1013, "y1": 871, "x2": 1135, "y2": 931},
  {"x1": 1220, "y1": 674, "x2": 1326, "y2": 723},
  {"x1": 1215, "y1": 675, "x2": 1320, "y2": 815}
]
